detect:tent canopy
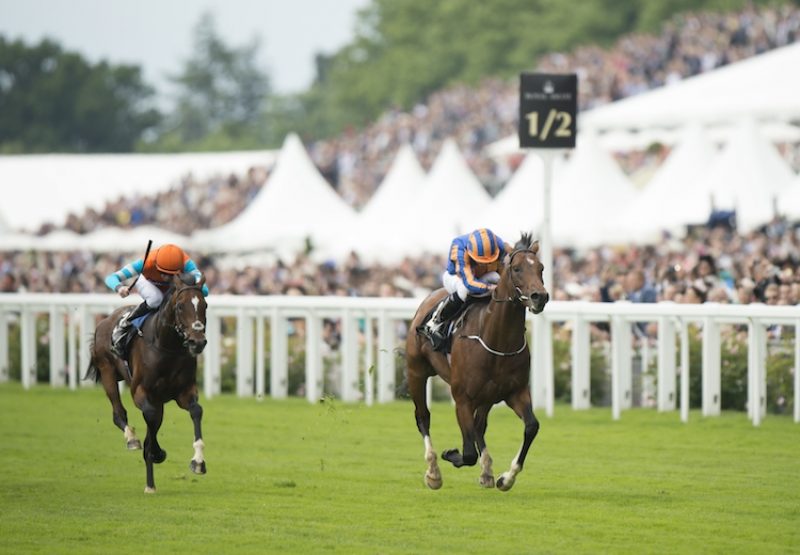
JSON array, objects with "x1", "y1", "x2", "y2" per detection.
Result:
[
  {"x1": 580, "y1": 43, "x2": 800, "y2": 131},
  {"x1": 192, "y1": 134, "x2": 355, "y2": 258},
  {"x1": 0, "y1": 150, "x2": 275, "y2": 233}
]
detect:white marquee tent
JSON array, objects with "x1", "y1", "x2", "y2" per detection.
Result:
[
  {"x1": 622, "y1": 124, "x2": 720, "y2": 242},
  {"x1": 415, "y1": 138, "x2": 492, "y2": 253},
  {"x1": 192, "y1": 134, "x2": 356, "y2": 258},
  {"x1": 0, "y1": 150, "x2": 275, "y2": 233},
  {"x1": 778, "y1": 173, "x2": 800, "y2": 221},
  {"x1": 551, "y1": 132, "x2": 639, "y2": 248},
  {"x1": 334, "y1": 144, "x2": 428, "y2": 263},
  {"x1": 698, "y1": 118, "x2": 796, "y2": 231},
  {"x1": 475, "y1": 151, "x2": 556, "y2": 241},
  {"x1": 580, "y1": 42, "x2": 800, "y2": 131}
]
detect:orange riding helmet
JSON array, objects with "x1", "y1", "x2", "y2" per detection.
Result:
[{"x1": 154, "y1": 244, "x2": 185, "y2": 275}]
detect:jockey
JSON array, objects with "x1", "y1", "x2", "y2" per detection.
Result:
[
  {"x1": 424, "y1": 228, "x2": 509, "y2": 350},
  {"x1": 105, "y1": 243, "x2": 209, "y2": 357}
]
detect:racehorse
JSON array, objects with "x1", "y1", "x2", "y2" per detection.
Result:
[
  {"x1": 85, "y1": 273, "x2": 208, "y2": 493},
  {"x1": 406, "y1": 233, "x2": 548, "y2": 491}
]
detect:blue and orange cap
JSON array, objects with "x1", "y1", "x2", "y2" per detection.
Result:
[{"x1": 467, "y1": 228, "x2": 502, "y2": 264}]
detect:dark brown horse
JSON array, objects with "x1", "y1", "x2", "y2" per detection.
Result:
[
  {"x1": 406, "y1": 233, "x2": 548, "y2": 491},
  {"x1": 85, "y1": 273, "x2": 208, "y2": 493}
]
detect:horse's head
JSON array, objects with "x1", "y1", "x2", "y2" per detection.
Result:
[
  {"x1": 166, "y1": 273, "x2": 208, "y2": 356},
  {"x1": 505, "y1": 233, "x2": 549, "y2": 314}
]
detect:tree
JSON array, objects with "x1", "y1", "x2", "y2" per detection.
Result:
[
  {"x1": 0, "y1": 36, "x2": 160, "y2": 153},
  {"x1": 160, "y1": 13, "x2": 271, "y2": 150}
]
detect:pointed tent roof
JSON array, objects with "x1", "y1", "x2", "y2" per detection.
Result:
[
  {"x1": 335, "y1": 144, "x2": 428, "y2": 263},
  {"x1": 477, "y1": 152, "x2": 547, "y2": 241},
  {"x1": 623, "y1": 125, "x2": 720, "y2": 241},
  {"x1": 192, "y1": 133, "x2": 356, "y2": 256},
  {"x1": 698, "y1": 119, "x2": 796, "y2": 231},
  {"x1": 416, "y1": 138, "x2": 492, "y2": 253},
  {"x1": 552, "y1": 132, "x2": 639, "y2": 248},
  {"x1": 581, "y1": 42, "x2": 800, "y2": 131}
]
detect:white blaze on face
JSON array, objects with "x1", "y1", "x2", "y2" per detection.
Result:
[{"x1": 190, "y1": 296, "x2": 205, "y2": 331}]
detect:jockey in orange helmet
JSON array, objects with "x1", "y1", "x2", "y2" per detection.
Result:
[
  {"x1": 105, "y1": 243, "x2": 208, "y2": 357},
  {"x1": 423, "y1": 228, "x2": 509, "y2": 350}
]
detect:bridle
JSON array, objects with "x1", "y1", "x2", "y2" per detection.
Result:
[
  {"x1": 159, "y1": 283, "x2": 206, "y2": 350},
  {"x1": 463, "y1": 248, "x2": 539, "y2": 357},
  {"x1": 491, "y1": 248, "x2": 539, "y2": 305}
]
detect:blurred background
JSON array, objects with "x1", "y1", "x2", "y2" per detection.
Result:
[{"x1": 0, "y1": 0, "x2": 799, "y2": 307}]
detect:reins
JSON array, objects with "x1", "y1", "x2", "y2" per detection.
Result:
[
  {"x1": 149, "y1": 283, "x2": 205, "y2": 354},
  {"x1": 462, "y1": 247, "x2": 535, "y2": 357}
]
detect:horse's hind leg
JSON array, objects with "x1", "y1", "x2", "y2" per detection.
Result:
[
  {"x1": 96, "y1": 361, "x2": 141, "y2": 449},
  {"x1": 177, "y1": 388, "x2": 206, "y2": 475},
  {"x1": 407, "y1": 360, "x2": 441, "y2": 490},
  {"x1": 497, "y1": 388, "x2": 540, "y2": 492},
  {"x1": 474, "y1": 406, "x2": 494, "y2": 488}
]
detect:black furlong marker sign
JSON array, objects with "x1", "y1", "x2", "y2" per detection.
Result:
[{"x1": 518, "y1": 73, "x2": 577, "y2": 149}]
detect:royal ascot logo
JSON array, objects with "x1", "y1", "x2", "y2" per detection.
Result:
[{"x1": 543, "y1": 80, "x2": 555, "y2": 95}]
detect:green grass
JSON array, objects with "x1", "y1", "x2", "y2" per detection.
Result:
[{"x1": 0, "y1": 384, "x2": 798, "y2": 554}]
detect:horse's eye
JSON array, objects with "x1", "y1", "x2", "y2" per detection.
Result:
[{"x1": 513, "y1": 266, "x2": 521, "y2": 273}]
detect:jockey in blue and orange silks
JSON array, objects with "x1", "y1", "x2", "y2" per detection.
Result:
[
  {"x1": 105, "y1": 243, "x2": 209, "y2": 357},
  {"x1": 424, "y1": 228, "x2": 510, "y2": 350}
]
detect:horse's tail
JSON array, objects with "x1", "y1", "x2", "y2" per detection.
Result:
[{"x1": 83, "y1": 334, "x2": 100, "y2": 383}]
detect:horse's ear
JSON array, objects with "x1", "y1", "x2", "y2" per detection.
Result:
[
  {"x1": 531, "y1": 240, "x2": 539, "y2": 254},
  {"x1": 198, "y1": 274, "x2": 206, "y2": 288}
]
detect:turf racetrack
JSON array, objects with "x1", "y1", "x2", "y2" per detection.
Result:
[{"x1": 1, "y1": 384, "x2": 798, "y2": 554}]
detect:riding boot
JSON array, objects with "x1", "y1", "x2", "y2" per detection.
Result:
[
  {"x1": 424, "y1": 293, "x2": 465, "y2": 350},
  {"x1": 111, "y1": 301, "x2": 151, "y2": 357}
]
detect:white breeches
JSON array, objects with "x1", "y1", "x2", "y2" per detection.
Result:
[{"x1": 133, "y1": 276, "x2": 165, "y2": 309}]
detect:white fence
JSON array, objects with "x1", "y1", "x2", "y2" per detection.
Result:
[{"x1": 0, "y1": 293, "x2": 798, "y2": 427}]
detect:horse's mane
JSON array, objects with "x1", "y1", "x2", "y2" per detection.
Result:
[{"x1": 514, "y1": 232, "x2": 534, "y2": 252}]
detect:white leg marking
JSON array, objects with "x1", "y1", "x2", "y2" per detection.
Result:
[
  {"x1": 124, "y1": 425, "x2": 136, "y2": 442},
  {"x1": 192, "y1": 439, "x2": 205, "y2": 463},
  {"x1": 497, "y1": 449, "x2": 523, "y2": 492},
  {"x1": 423, "y1": 435, "x2": 442, "y2": 490}
]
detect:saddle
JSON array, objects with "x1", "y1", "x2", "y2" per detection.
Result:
[
  {"x1": 111, "y1": 311, "x2": 154, "y2": 361},
  {"x1": 417, "y1": 296, "x2": 487, "y2": 353}
]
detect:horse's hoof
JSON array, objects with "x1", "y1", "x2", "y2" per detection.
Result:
[
  {"x1": 127, "y1": 439, "x2": 142, "y2": 450},
  {"x1": 152, "y1": 449, "x2": 167, "y2": 464},
  {"x1": 496, "y1": 475, "x2": 514, "y2": 492},
  {"x1": 144, "y1": 486, "x2": 156, "y2": 494},
  {"x1": 425, "y1": 470, "x2": 442, "y2": 490},
  {"x1": 441, "y1": 449, "x2": 460, "y2": 464},
  {"x1": 479, "y1": 475, "x2": 495, "y2": 488},
  {"x1": 190, "y1": 460, "x2": 207, "y2": 475}
]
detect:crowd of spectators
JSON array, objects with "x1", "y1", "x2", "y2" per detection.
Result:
[
  {"x1": 306, "y1": 3, "x2": 800, "y2": 205},
  {"x1": 3, "y1": 4, "x2": 800, "y2": 315}
]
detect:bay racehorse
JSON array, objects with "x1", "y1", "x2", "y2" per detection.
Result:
[
  {"x1": 85, "y1": 273, "x2": 208, "y2": 493},
  {"x1": 406, "y1": 233, "x2": 548, "y2": 491}
]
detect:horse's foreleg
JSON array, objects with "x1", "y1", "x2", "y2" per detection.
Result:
[
  {"x1": 475, "y1": 407, "x2": 494, "y2": 488},
  {"x1": 408, "y1": 365, "x2": 441, "y2": 489},
  {"x1": 178, "y1": 391, "x2": 207, "y2": 475},
  {"x1": 442, "y1": 400, "x2": 479, "y2": 468},
  {"x1": 98, "y1": 363, "x2": 141, "y2": 450},
  {"x1": 138, "y1": 396, "x2": 166, "y2": 494},
  {"x1": 497, "y1": 389, "x2": 539, "y2": 492}
]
